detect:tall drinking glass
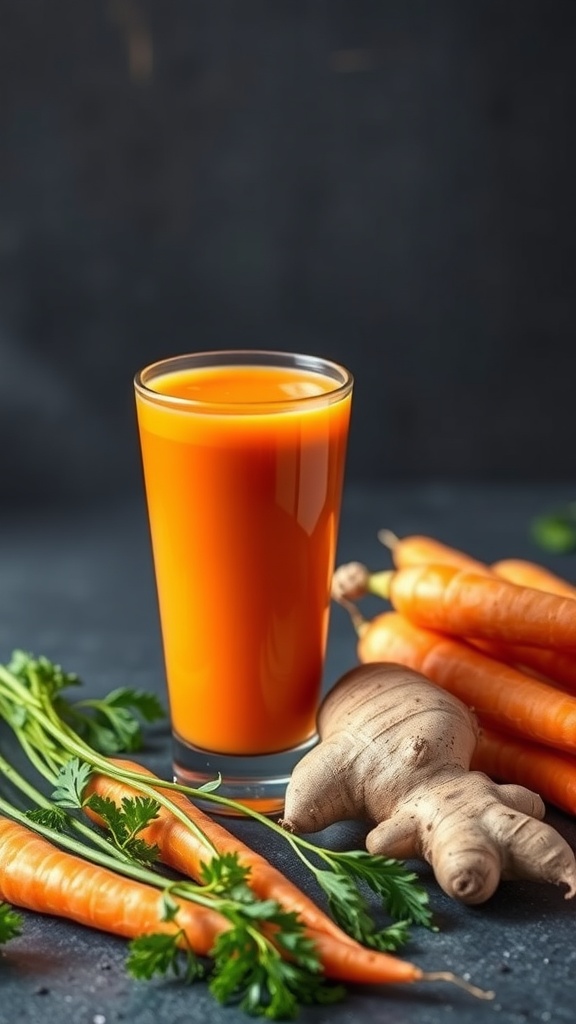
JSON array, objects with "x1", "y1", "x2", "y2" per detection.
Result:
[{"x1": 134, "y1": 350, "x2": 353, "y2": 813}]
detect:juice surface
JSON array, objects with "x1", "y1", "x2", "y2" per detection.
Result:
[{"x1": 136, "y1": 363, "x2": 351, "y2": 755}]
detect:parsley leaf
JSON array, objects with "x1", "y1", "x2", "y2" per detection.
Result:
[
  {"x1": 51, "y1": 758, "x2": 93, "y2": 807},
  {"x1": 65, "y1": 688, "x2": 165, "y2": 755},
  {"x1": 26, "y1": 805, "x2": 70, "y2": 832},
  {"x1": 84, "y1": 792, "x2": 160, "y2": 865},
  {"x1": 199, "y1": 853, "x2": 253, "y2": 902},
  {"x1": 126, "y1": 931, "x2": 205, "y2": 984},
  {"x1": 0, "y1": 903, "x2": 23, "y2": 944},
  {"x1": 331, "y1": 850, "x2": 433, "y2": 929},
  {"x1": 209, "y1": 921, "x2": 344, "y2": 1018},
  {"x1": 7, "y1": 651, "x2": 80, "y2": 699}
]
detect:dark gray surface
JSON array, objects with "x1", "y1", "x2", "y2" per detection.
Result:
[{"x1": 1, "y1": 481, "x2": 576, "y2": 1023}]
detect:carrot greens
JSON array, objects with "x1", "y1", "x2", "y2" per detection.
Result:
[
  {"x1": 0, "y1": 648, "x2": 435, "y2": 1017},
  {"x1": 0, "y1": 770, "x2": 343, "y2": 1017},
  {"x1": 0, "y1": 650, "x2": 433, "y2": 946}
]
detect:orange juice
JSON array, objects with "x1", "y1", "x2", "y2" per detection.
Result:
[{"x1": 135, "y1": 354, "x2": 352, "y2": 758}]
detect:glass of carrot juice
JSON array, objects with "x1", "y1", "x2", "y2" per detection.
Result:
[{"x1": 134, "y1": 350, "x2": 353, "y2": 812}]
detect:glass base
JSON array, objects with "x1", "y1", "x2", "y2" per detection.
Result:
[{"x1": 172, "y1": 732, "x2": 319, "y2": 816}]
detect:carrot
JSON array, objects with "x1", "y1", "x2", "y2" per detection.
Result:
[
  {"x1": 85, "y1": 758, "x2": 356, "y2": 946},
  {"x1": 0, "y1": 815, "x2": 227, "y2": 952},
  {"x1": 378, "y1": 530, "x2": 490, "y2": 574},
  {"x1": 356, "y1": 611, "x2": 576, "y2": 754},
  {"x1": 84, "y1": 765, "x2": 494, "y2": 994},
  {"x1": 471, "y1": 726, "x2": 576, "y2": 818},
  {"x1": 303, "y1": 927, "x2": 489, "y2": 992},
  {"x1": 395, "y1": 552, "x2": 576, "y2": 685},
  {"x1": 492, "y1": 558, "x2": 576, "y2": 599},
  {"x1": 470, "y1": 638, "x2": 576, "y2": 695},
  {"x1": 297, "y1": 927, "x2": 422, "y2": 985},
  {"x1": 0, "y1": 815, "x2": 458, "y2": 991},
  {"x1": 376, "y1": 563, "x2": 576, "y2": 650}
]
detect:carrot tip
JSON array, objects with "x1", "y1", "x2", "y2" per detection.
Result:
[{"x1": 422, "y1": 971, "x2": 495, "y2": 1000}]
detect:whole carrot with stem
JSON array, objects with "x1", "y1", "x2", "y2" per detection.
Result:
[
  {"x1": 332, "y1": 559, "x2": 576, "y2": 692},
  {"x1": 471, "y1": 727, "x2": 576, "y2": 818},
  {"x1": 0, "y1": 651, "x2": 436, "y2": 955},
  {"x1": 85, "y1": 758, "x2": 358, "y2": 947},
  {"x1": 354, "y1": 610, "x2": 576, "y2": 754},
  {"x1": 377, "y1": 533, "x2": 576, "y2": 602},
  {"x1": 0, "y1": 811, "x2": 489, "y2": 999},
  {"x1": 0, "y1": 809, "x2": 345, "y2": 1014},
  {"x1": 371, "y1": 563, "x2": 576, "y2": 650}
]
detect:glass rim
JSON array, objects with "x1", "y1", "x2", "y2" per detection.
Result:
[{"x1": 134, "y1": 349, "x2": 354, "y2": 412}]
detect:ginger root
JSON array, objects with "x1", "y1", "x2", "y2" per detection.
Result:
[{"x1": 282, "y1": 663, "x2": 576, "y2": 905}]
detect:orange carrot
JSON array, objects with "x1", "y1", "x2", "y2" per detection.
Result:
[
  {"x1": 379, "y1": 530, "x2": 490, "y2": 574},
  {"x1": 85, "y1": 758, "x2": 356, "y2": 946},
  {"x1": 378, "y1": 563, "x2": 576, "y2": 650},
  {"x1": 356, "y1": 611, "x2": 576, "y2": 754},
  {"x1": 83, "y1": 768, "x2": 486, "y2": 991},
  {"x1": 0, "y1": 816, "x2": 227, "y2": 952},
  {"x1": 296, "y1": 927, "x2": 423, "y2": 985},
  {"x1": 0, "y1": 815, "x2": 454, "y2": 990},
  {"x1": 377, "y1": 532, "x2": 575, "y2": 602},
  {"x1": 301, "y1": 929, "x2": 490, "y2": 993},
  {"x1": 492, "y1": 558, "x2": 576, "y2": 599},
  {"x1": 471, "y1": 726, "x2": 576, "y2": 817},
  {"x1": 470, "y1": 638, "x2": 576, "y2": 695}
]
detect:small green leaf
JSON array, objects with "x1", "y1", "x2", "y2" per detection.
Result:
[
  {"x1": 102, "y1": 688, "x2": 166, "y2": 723},
  {"x1": 160, "y1": 893, "x2": 180, "y2": 923},
  {"x1": 199, "y1": 852, "x2": 252, "y2": 900},
  {"x1": 209, "y1": 922, "x2": 342, "y2": 1019},
  {"x1": 531, "y1": 511, "x2": 576, "y2": 554},
  {"x1": 312, "y1": 867, "x2": 377, "y2": 947},
  {"x1": 119, "y1": 795, "x2": 161, "y2": 835},
  {"x1": 332, "y1": 849, "x2": 433, "y2": 929},
  {"x1": 84, "y1": 792, "x2": 160, "y2": 865},
  {"x1": 52, "y1": 758, "x2": 93, "y2": 807},
  {"x1": 197, "y1": 776, "x2": 222, "y2": 793},
  {"x1": 7, "y1": 652, "x2": 80, "y2": 698},
  {"x1": 126, "y1": 931, "x2": 204, "y2": 983},
  {"x1": 26, "y1": 806, "x2": 70, "y2": 833},
  {"x1": 66, "y1": 688, "x2": 166, "y2": 756},
  {"x1": 0, "y1": 903, "x2": 23, "y2": 944}
]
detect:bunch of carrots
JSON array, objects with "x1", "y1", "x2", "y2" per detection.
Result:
[
  {"x1": 0, "y1": 652, "x2": 491, "y2": 1018},
  {"x1": 332, "y1": 531, "x2": 576, "y2": 819}
]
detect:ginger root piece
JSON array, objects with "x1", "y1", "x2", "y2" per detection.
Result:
[{"x1": 282, "y1": 663, "x2": 576, "y2": 905}]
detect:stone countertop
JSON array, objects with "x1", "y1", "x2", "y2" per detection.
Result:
[{"x1": 1, "y1": 482, "x2": 575, "y2": 1024}]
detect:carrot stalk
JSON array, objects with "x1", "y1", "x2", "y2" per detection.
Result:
[
  {"x1": 376, "y1": 563, "x2": 576, "y2": 650},
  {"x1": 0, "y1": 816, "x2": 228, "y2": 952},
  {"x1": 355, "y1": 610, "x2": 576, "y2": 754},
  {"x1": 471, "y1": 727, "x2": 576, "y2": 818},
  {"x1": 85, "y1": 758, "x2": 356, "y2": 946}
]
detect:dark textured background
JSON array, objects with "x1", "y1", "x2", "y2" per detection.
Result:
[{"x1": 1, "y1": 0, "x2": 576, "y2": 509}]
